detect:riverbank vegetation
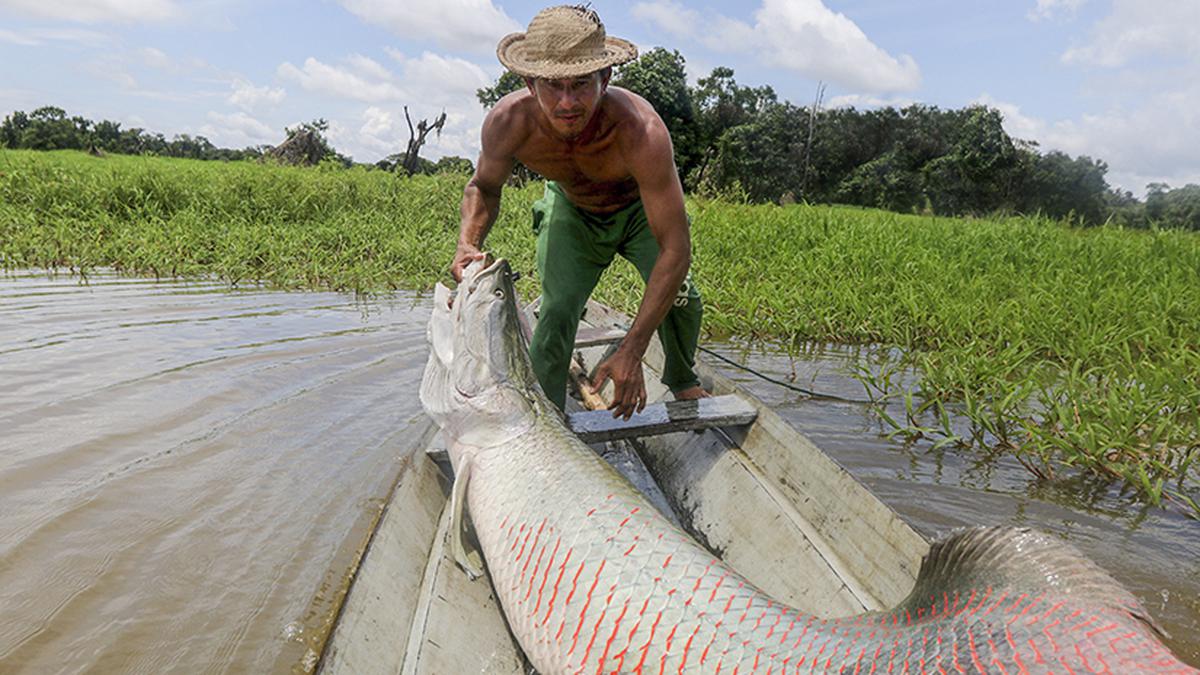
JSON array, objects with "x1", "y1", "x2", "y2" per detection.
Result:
[{"x1": 2, "y1": 149, "x2": 1197, "y2": 515}]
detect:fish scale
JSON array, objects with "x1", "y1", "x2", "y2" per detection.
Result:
[
  {"x1": 421, "y1": 257, "x2": 1197, "y2": 674},
  {"x1": 465, "y1": 413, "x2": 1193, "y2": 674}
]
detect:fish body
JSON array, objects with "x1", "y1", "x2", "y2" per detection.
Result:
[{"x1": 420, "y1": 257, "x2": 1196, "y2": 674}]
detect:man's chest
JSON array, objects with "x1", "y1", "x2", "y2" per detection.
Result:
[{"x1": 516, "y1": 135, "x2": 631, "y2": 187}]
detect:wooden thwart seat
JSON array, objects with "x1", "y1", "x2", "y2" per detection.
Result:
[
  {"x1": 573, "y1": 325, "x2": 627, "y2": 348},
  {"x1": 567, "y1": 394, "x2": 757, "y2": 443}
]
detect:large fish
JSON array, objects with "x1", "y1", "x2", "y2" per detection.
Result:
[{"x1": 420, "y1": 257, "x2": 1196, "y2": 674}]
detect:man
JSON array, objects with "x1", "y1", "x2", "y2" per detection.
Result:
[{"x1": 451, "y1": 4, "x2": 707, "y2": 419}]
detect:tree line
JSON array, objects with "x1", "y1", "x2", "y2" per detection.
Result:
[
  {"x1": 0, "y1": 106, "x2": 472, "y2": 176},
  {"x1": 481, "y1": 48, "x2": 1198, "y2": 230},
  {"x1": 0, "y1": 106, "x2": 266, "y2": 161},
  {"x1": 6, "y1": 48, "x2": 1198, "y2": 231}
]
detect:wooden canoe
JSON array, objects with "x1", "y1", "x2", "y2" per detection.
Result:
[{"x1": 314, "y1": 299, "x2": 930, "y2": 674}]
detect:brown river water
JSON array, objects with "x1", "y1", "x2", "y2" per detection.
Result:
[{"x1": 1, "y1": 270, "x2": 1196, "y2": 672}]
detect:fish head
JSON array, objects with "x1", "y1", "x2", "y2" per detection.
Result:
[{"x1": 420, "y1": 256, "x2": 543, "y2": 446}]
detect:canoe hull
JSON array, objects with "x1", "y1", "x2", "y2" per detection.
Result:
[{"x1": 317, "y1": 299, "x2": 926, "y2": 673}]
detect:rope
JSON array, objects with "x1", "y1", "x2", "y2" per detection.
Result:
[{"x1": 697, "y1": 345, "x2": 877, "y2": 405}]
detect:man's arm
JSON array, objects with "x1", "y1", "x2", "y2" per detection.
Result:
[
  {"x1": 592, "y1": 112, "x2": 691, "y2": 418},
  {"x1": 452, "y1": 102, "x2": 519, "y2": 282}
]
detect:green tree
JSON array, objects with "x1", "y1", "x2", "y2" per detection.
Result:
[
  {"x1": 433, "y1": 155, "x2": 474, "y2": 174},
  {"x1": 836, "y1": 151, "x2": 924, "y2": 212},
  {"x1": 1147, "y1": 183, "x2": 1200, "y2": 230},
  {"x1": 21, "y1": 106, "x2": 83, "y2": 150},
  {"x1": 1016, "y1": 151, "x2": 1110, "y2": 225},
  {"x1": 476, "y1": 71, "x2": 526, "y2": 109},
  {"x1": 707, "y1": 102, "x2": 806, "y2": 203},
  {"x1": 613, "y1": 48, "x2": 699, "y2": 179},
  {"x1": 690, "y1": 67, "x2": 777, "y2": 187},
  {"x1": 805, "y1": 106, "x2": 898, "y2": 202},
  {"x1": 93, "y1": 119, "x2": 122, "y2": 151},
  {"x1": 0, "y1": 110, "x2": 30, "y2": 148},
  {"x1": 923, "y1": 106, "x2": 1019, "y2": 215}
]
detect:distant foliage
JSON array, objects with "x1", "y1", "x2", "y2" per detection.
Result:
[
  {"x1": 375, "y1": 153, "x2": 473, "y2": 176},
  {"x1": 479, "y1": 52, "x2": 1199, "y2": 229},
  {"x1": 476, "y1": 71, "x2": 526, "y2": 109},
  {"x1": 1, "y1": 106, "x2": 266, "y2": 161},
  {"x1": 267, "y1": 119, "x2": 347, "y2": 167},
  {"x1": 613, "y1": 48, "x2": 699, "y2": 177},
  {"x1": 1146, "y1": 183, "x2": 1200, "y2": 230}
]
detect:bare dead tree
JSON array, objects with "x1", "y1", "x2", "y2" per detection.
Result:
[
  {"x1": 800, "y1": 81, "x2": 825, "y2": 200},
  {"x1": 402, "y1": 107, "x2": 447, "y2": 176}
]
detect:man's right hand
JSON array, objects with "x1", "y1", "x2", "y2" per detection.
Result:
[{"x1": 451, "y1": 242, "x2": 487, "y2": 282}]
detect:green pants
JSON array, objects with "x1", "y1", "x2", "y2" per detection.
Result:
[{"x1": 530, "y1": 181, "x2": 703, "y2": 409}]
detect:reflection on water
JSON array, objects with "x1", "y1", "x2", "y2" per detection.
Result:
[
  {"x1": 704, "y1": 340, "x2": 1200, "y2": 666},
  {"x1": 2, "y1": 271, "x2": 1196, "y2": 672},
  {"x1": 0, "y1": 271, "x2": 433, "y2": 673}
]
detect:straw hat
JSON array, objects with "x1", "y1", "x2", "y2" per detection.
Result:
[{"x1": 497, "y1": 5, "x2": 638, "y2": 79}]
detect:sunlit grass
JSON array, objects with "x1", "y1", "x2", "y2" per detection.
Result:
[{"x1": 2, "y1": 149, "x2": 1197, "y2": 515}]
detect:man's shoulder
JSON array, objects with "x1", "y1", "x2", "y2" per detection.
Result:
[
  {"x1": 483, "y1": 91, "x2": 534, "y2": 151},
  {"x1": 603, "y1": 87, "x2": 669, "y2": 149},
  {"x1": 488, "y1": 90, "x2": 535, "y2": 127},
  {"x1": 604, "y1": 87, "x2": 657, "y2": 126}
]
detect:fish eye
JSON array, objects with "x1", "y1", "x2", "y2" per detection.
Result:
[{"x1": 493, "y1": 289, "x2": 505, "y2": 299}]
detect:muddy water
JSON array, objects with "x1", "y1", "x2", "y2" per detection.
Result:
[
  {"x1": 704, "y1": 341, "x2": 1200, "y2": 667},
  {"x1": 0, "y1": 271, "x2": 433, "y2": 673},
  {"x1": 2, "y1": 272, "x2": 1196, "y2": 672}
]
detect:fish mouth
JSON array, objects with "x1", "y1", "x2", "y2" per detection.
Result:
[
  {"x1": 463, "y1": 255, "x2": 509, "y2": 295},
  {"x1": 450, "y1": 255, "x2": 517, "y2": 402}
]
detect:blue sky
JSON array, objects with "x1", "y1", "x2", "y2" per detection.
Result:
[{"x1": 2, "y1": 0, "x2": 1197, "y2": 196}]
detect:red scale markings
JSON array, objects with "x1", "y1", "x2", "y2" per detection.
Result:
[
  {"x1": 567, "y1": 559, "x2": 607, "y2": 658},
  {"x1": 532, "y1": 538, "x2": 561, "y2": 615},
  {"x1": 542, "y1": 548, "x2": 574, "y2": 626}
]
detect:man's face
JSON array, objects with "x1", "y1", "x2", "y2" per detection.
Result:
[{"x1": 528, "y1": 71, "x2": 607, "y2": 139}]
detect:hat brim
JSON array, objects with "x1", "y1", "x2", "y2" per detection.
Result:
[{"x1": 496, "y1": 32, "x2": 638, "y2": 79}]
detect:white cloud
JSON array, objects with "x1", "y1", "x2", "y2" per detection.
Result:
[
  {"x1": 346, "y1": 54, "x2": 393, "y2": 81},
  {"x1": 277, "y1": 57, "x2": 406, "y2": 103},
  {"x1": 391, "y1": 51, "x2": 492, "y2": 107},
  {"x1": 631, "y1": 0, "x2": 701, "y2": 42},
  {"x1": 827, "y1": 93, "x2": 917, "y2": 110},
  {"x1": 272, "y1": 49, "x2": 493, "y2": 163},
  {"x1": 83, "y1": 58, "x2": 139, "y2": 90},
  {"x1": 0, "y1": 28, "x2": 40, "y2": 46},
  {"x1": 337, "y1": 0, "x2": 521, "y2": 55},
  {"x1": 975, "y1": 92, "x2": 1200, "y2": 196},
  {"x1": 228, "y1": 79, "x2": 286, "y2": 111},
  {"x1": 138, "y1": 47, "x2": 173, "y2": 70},
  {"x1": 0, "y1": 0, "x2": 178, "y2": 23},
  {"x1": 631, "y1": 0, "x2": 920, "y2": 93},
  {"x1": 0, "y1": 27, "x2": 110, "y2": 46},
  {"x1": 1011, "y1": 0, "x2": 1200, "y2": 194},
  {"x1": 1062, "y1": 0, "x2": 1200, "y2": 67},
  {"x1": 199, "y1": 111, "x2": 278, "y2": 148},
  {"x1": 360, "y1": 106, "x2": 393, "y2": 137},
  {"x1": 1028, "y1": 0, "x2": 1087, "y2": 21}
]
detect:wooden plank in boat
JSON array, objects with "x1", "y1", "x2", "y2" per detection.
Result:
[
  {"x1": 573, "y1": 325, "x2": 626, "y2": 347},
  {"x1": 320, "y1": 439, "x2": 524, "y2": 675},
  {"x1": 398, "y1": 493, "x2": 525, "y2": 675},
  {"x1": 567, "y1": 394, "x2": 757, "y2": 443}
]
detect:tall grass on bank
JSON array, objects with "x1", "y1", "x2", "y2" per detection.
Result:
[
  {"x1": 3, "y1": 150, "x2": 1198, "y2": 514},
  {"x1": 0, "y1": 150, "x2": 541, "y2": 290}
]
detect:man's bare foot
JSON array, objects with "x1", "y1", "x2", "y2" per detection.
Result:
[{"x1": 673, "y1": 385, "x2": 711, "y2": 401}]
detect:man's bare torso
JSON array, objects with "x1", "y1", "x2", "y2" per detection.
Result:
[{"x1": 498, "y1": 86, "x2": 651, "y2": 213}]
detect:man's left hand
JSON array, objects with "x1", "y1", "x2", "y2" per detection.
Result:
[{"x1": 591, "y1": 347, "x2": 647, "y2": 420}]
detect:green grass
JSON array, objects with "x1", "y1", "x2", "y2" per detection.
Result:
[{"x1": 3, "y1": 149, "x2": 1198, "y2": 514}]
